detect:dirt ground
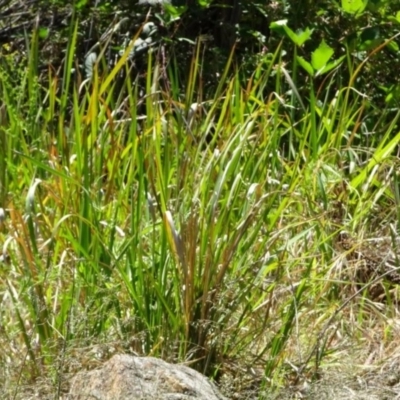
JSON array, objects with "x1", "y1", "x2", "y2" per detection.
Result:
[
  {"x1": 278, "y1": 368, "x2": 400, "y2": 399},
  {"x1": 220, "y1": 366, "x2": 400, "y2": 399},
  {"x1": 219, "y1": 332, "x2": 400, "y2": 400}
]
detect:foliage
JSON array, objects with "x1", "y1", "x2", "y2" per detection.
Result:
[{"x1": 1, "y1": 1, "x2": 400, "y2": 399}]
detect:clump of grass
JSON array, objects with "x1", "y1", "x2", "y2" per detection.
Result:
[{"x1": 1, "y1": 19, "x2": 400, "y2": 400}]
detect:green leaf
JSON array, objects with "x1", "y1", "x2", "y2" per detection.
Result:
[
  {"x1": 198, "y1": 0, "x2": 212, "y2": 6},
  {"x1": 341, "y1": 0, "x2": 367, "y2": 14},
  {"x1": 283, "y1": 26, "x2": 313, "y2": 47},
  {"x1": 297, "y1": 56, "x2": 314, "y2": 76},
  {"x1": 270, "y1": 20, "x2": 312, "y2": 46},
  {"x1": 387, "y1": 41, "x2": 400, "y2": 53},
  {"x1": 270, "y1": 19, "x2": 289, "y2": 35},
  {"x1": 38, "y1": 27, "x2": 49, "y2": 39},
  {"x1": 164, "y1": 3, "x2": 187, "y2": 18},
  {"x1": 367, "y1": 0, "x2": 386, "y2": 13},
  {"x1": 358, "y1": 26, "x2": 382, "y2": 50},
  {"x1": 75, "y1": 0, "x2": 89, "y2": 9},
  {"x1": 387, "y1": 12, "x2": 400, "y2": 25},
  {"x1": 360, "y1": 26, "x2": 380, "y2": 42},
  {"x1": 311, "y1": 40, "x2": 334, "y2": 71},
  {"x1": 315, "y1": 55, "x2": 345, "y2": 76},
  {"x1": 385, "y1": 84, "x2": 400, "y2": 105}
]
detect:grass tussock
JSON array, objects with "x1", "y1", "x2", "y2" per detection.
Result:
[{"x1": 1, "y1": 21, "x2": 400, "y2": 400}]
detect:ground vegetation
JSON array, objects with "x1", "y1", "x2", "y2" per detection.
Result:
[{"x1": 1, "y1": 0, "x2": 400, "y2": 398}]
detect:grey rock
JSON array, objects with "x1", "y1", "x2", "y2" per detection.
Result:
[{"x1": 68, "y1": 354, "x2": 227, "y2": 400}]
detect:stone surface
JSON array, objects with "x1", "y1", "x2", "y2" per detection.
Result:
[{"x1": 68, "y1": 354, "x2": 227, "y2": 400}]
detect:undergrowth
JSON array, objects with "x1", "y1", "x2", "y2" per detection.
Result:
[{"x1": 1, "y1": 20, "x2": 400, "y2": 400}]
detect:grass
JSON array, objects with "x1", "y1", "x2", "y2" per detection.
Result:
[{"x1": 1, "y1": 21, "x2": 400, "y2": 399}]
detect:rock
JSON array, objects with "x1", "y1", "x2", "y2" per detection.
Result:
[{"x1": 68, "y1": 354, "x2": 227, "y2": 400}]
